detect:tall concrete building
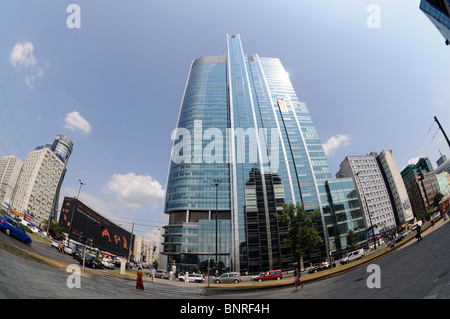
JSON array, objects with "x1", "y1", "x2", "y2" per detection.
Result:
[
  {"x1": 11, "y1": 135, "x2": 73, "y2": 226},
  {"x1": 376, "y1": 150, "x2": 414, "y2": 224},
  {"x1": 161, "y1": 34, "x2": 364, "y2": 274},
  {"x1": 0, "y1": 155, "x2": 24, "y2": 208},
  {"x1": 336, "y1": 154, "x2": 397, "y2": 235}
]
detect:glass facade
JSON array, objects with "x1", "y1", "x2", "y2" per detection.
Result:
[
  {"x1": 420, "y1": 0, "x2": 450, "y2": 43},
  {"x1": 161, "y1": 35, "x2": 362, "y2": 274},
  {"x1": 322, "y1": 178, "x2": 367, "y2": 255}
]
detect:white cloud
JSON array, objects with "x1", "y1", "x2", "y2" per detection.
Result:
[
  {"x1": 64, "y1": 111, "x2": 91, "y2": 134},
  {"x1": 105, "y1": 173, "x2": 165, "y2": 211},
  {"x1": 10, "y1": 41, "x2": 45, "y2": 89},
  {"x1": 10, "y1": 41, "x2": 36, "y2": 67},
  {"x1": 322, "y1": 134, "x2": 351, "y2": 156}
]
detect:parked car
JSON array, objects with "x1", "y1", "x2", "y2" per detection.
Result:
[
  {"x1": 101, "y1": 258, "x2": 115, "y2": 269},
  {"x1": 51, "y1": 240, "x2": 61, "y2": 249},
  {"x1": 340, "y1": 248, "x2": 365, "y2": 264},
  {"x1": 0, "y1": 213, "x2": 32, "y2": 245},
  {"x1": 177, "y1": 273, "x2": 204, "y2": 282},
  {"x1": 73, "y1": 250, "x2": 84, "y2": 261},
  {"x1": 309, "y1": 261, "x2": 336, "y2": 273},
  {"x1": 154, "y1": 269, "x2": 169, "y2": 279},
  {"x1": 251, "y1": 272, "x2": 266, "y2": 281},
  {"x1": 254, "y1": 270, "x2": 282, "y2": 282},
  {"x1": 80, "y1": 255, "x2": 103, "y2": 269},
  {"x1": 394, "y1": 234, "x2": 405, "y2": 243},
  {"x1": 214, "y1": 272, "x2": 241, "y2": 284},
  {"x1": 64, "y1": 245, "x2": 75, "y2": 255}
]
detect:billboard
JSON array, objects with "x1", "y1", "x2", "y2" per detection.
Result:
[{"x1": 59, "y1": 197, "x2": 132, "y2": 257}]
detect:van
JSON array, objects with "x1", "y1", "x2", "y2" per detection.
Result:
[
  {"x1": 214, "y1": 272, "x2": 241, "y2": 284},
  {"x1": 340, "y1": 248, "x2": 365, "y2": 264},
  {"x1": 254, "y1": 270, "x2": 283, "y2": 282}
]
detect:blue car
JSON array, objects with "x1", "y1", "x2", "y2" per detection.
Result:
[{"x1": 0, "y1": 213, "x2": 32, "y2": 245}]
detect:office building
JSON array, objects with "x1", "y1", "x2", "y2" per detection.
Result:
[
  {"x1": 0, "y1": 155, "x2": 24, "y2": 208},
  {"x1": 401, "y1": 157, "x2": 440, "y2": 217},
  {"x1": 376, "y1": 150, "x2": 414, "y2": 224},
  {"x1": 420, "y1": 0, "x2": 450, "y2": 45},
  {"x1": 161, "y1": 34, "x2": 363, "y2": 274},
  {"x1": 322, "y1": 178, "x2": 367, "y2": 254},
  {"x1": 336, "y1": 154, "x2": 397, "y2": 234},
  {"x1": 12, "y1": 135, "x2": 73, "y2": 226}
]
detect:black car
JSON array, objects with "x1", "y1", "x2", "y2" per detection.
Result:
[
  {"x1": 308, "y1": 261, "x2": 336, "y2": 273},
  {"x1": 80, "y1": 255, "x2": 103, "y2": 269},
  {"x1": 73, "y1": 250, "x2": 84, "y2": 262},
  {"x1": 395, "y1": 233, "x2": 406, "y2": 243}
]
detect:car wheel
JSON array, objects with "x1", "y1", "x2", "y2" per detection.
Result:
[
  {"x1": 5, "y1": 229, "x2": 11, "y2": 236},
  {"x1": 214, "y1": 280, "x2": 220, "y2": 284},
  {"x1": 277, "y1": 277, "x2": 281, "y2": 280},
  {"x1": 234, "y1": 279, "x2": 239, "y2": 283},
  {"x1": 25, "y1": 238, "x2": 31, "y2": 245},
  {"x1": 258, "y1": 279, "x2": 262, "y2": 282}
]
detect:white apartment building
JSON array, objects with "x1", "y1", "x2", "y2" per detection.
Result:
[
  {"x1": 377, "y1": 150, "x2": 414, "y2": 224},
  {"x1": 12, "y1": 147, "x2": 65, "y2": 225},
  {"x1": 336, "y1": 154, "x2": 397, "y2": 234},
  {"x1": 0, "y1": 155, "x2": 24, "y2": 207}
]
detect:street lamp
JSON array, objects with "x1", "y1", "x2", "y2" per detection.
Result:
[
  {"x1": 209, "y1": 178, "x2": 222, "y2": 276},
  {"x1": 77, "y1": 179, "x2": 86, "y2": 199},
  {"x1": 355, "y1": 171, "x2": 376, "y2": 250},
  {"x1": 68, "y1": 179, "x2": 85, "y2": 246}
]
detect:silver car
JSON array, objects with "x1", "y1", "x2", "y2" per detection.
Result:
[{"x1": 214, "y1": 272, "x2": 241, "y2": 284}]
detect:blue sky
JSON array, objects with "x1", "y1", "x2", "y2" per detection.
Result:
[{"x1": 1, "y1": 0, "x2": 449, "y2": 242}]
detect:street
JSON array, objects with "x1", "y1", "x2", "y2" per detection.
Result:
[{"x1": 1, "y1": 218, "x2": 450, "y2": 300}]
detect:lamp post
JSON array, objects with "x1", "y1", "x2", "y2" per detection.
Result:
[
  {"x1": 68, "y1": 179, "x2": 85, "y2": 247},
  {"x1": 209, "y1": 179, "x2": 222, "y2": 276},
  {"x1": 355, "y1": 171, "x2": 376, "y2": 250}
]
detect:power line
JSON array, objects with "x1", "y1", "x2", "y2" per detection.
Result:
[
  {"x1": 0, "y1": 85, "x2": 32, "y2": 150},
  {"x1": 407, "y1": 120, "x2": 435, "y2": 163}
]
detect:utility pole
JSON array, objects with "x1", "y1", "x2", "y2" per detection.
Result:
[
  {"x1": 209, "y1": 179, "x2": 222, "y2": 277},
  {"x1": 435, "y1": 116, "x2": 450, "y2": 148}
]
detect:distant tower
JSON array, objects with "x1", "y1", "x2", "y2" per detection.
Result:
[{"x1": 0, "y1": 155, "x2": 24, "y2": 207}]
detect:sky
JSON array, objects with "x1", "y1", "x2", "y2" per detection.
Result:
[{"x1": 1, "y1": 0, "x2": 449, "y2": 244}]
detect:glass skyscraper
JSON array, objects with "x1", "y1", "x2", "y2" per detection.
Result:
[
  {"x1": 161, "y1": 34, "x2": 364, "y2": 274},
  {"x1": 420, "y1": 0, "x2": 450, "y2": 45}
]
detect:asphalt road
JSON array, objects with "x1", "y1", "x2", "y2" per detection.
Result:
[
  {"x1": 1, "y1": 218, "x2": 450, "y2": 300},
  {"x1": 209, "y1": 218, "x2": 450, "y2": 299}
]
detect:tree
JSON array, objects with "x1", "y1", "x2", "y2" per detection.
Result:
[
  {"x1": 433, "y1": 192, "x2": 444, "y2": 208},
  {"x1": 276, "y1": 203, "x2": 323, "y2": 270},
  {"x1": 346, "y1": 230, "x2": 357, "y2": 251},
  {"x1": 49, "y1": 221, "x2": 65, "y2": 240}
]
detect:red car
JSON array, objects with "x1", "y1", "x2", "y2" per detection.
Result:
[{"x1": 254, "y1": 269, "x2": 282, "y2": 282}]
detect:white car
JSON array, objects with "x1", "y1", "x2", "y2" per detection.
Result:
[
  {"x1": 102, "y1": 258, "x2": 115, "y2": 269},
  {"x1": 64, "y1": 246, "x2": 75, "y2": 255},
  {"x1": 51, "y1": 240, "x2": 61, "y2": 249}
]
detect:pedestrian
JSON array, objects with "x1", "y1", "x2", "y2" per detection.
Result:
[
  {"x1": 151, "y1": 267, "x2": 156, "y2": 282},
  {"x1": 185, "y1": 271, "x2": 189, "y2": 283},
  {"x1": 416, "y1": 224, "x2": 423, "y2": 242},
  {"x1": 59, "y1": 242, "x2": 64, "y2": 253},
  {"x1": 294, "y1": 268, "x2": 303, "y2": 291},
  {"x1": 136, "y1": 266, "x2": 144, "y2": 290},
  {"x1": 169, "y1": 270, "x2": 173, "y2": 280}
]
